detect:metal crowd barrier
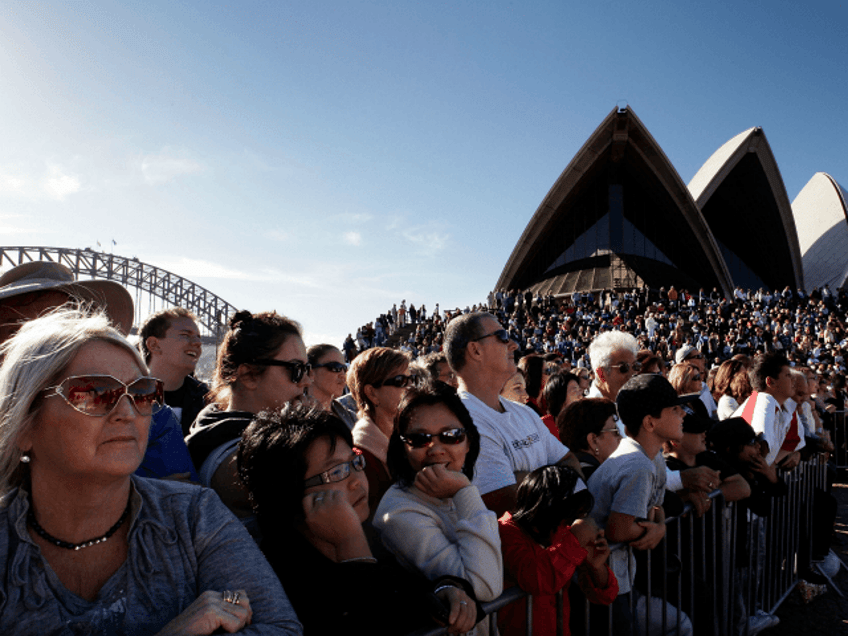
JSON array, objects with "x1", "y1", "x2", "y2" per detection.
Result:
[
  {"x1": 408, "y1": 457, "x2": 830, "y2": 636},
  {"x1": 833, "y1": 410, "x2": 847, "y2": 469}
]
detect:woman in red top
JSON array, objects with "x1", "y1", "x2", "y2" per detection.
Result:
[{"x1": 498, "y1": 466, "x2": 618, "y2": 635}]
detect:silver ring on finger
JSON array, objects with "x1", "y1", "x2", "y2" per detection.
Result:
[
  {"x1": 223, "y1": 590, "x2": 234, "y2": 603},
  {"x1": 232, "y1": 592, "x2": 241, "y2": 606},
  {"x1": 459, "y1": 601, "x2": 467, "y2": 606}
]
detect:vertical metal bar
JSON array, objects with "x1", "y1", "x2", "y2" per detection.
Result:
[
  {"x1": 555, "y1": 588, "x2": 564, "y2": 636},
  {"x1": 525, "y1": 592, "x2": 533, "y2": 635}
]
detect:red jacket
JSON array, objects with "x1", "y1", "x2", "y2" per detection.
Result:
[{"x1": 498, "y1": 513, "x2": 618, "y2": 636}]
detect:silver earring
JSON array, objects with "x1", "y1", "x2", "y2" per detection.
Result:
[{"x1": 20, "y1": 453, "x2": 30, "y2": 464}]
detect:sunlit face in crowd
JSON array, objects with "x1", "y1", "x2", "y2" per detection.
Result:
[
  {"x1": 435, "y1": 362, "x2": 459, "y2": 388},
  {"x1": 150, "y1": 316, "x2": 202, "y2": 374},
  {"x1": 310, "y1": 347, "x2": 347, "y2": 402},
  {"x1": 302, "y1": 436, "x2": 369, "y2": 523},
  {"x1": 403, "y1": 403, "x2": 469, "y2": 474},
  {"x1": 501, "y1": 371, "x2": 529, "y2": 404},
  {"x1": 564, "y1": 378, "x2": 584, "y2": 409},
  {"x1": 594, "y1": 414, "x2": 622, "y2": 462},
  {"x1": 649, "y1": 405, "x2": 685, "y2": 442},
  {"x1": 476, "y1": 316, "x2": 517, "y2": 379},
  {"x1": 768, "y1": 365, "x2": 795, "y2": 405},
  {"x1": 371, "y1": 362, "x2": 411, "y2": 420},
  {"x1": 20, "y1": 341, "x2": 151, "y2": 485},
  {"x1": 599, "y1": 349, "x2": 638, "y2": 400},
  {"x1": 685, "y1": 370, "x2": 703, "y2": 394},
  {"x1": 253, "y1": 335, "x2": 312, "y2": 411}
]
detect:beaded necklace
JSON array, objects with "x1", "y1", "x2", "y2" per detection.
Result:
[{"x1": 27, "y1": 496, "x2": 132, "y2": 551}]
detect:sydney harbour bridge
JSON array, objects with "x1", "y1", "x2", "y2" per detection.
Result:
[{"x1": 0, "y1": 246, "x2": 237, "y2": 340}]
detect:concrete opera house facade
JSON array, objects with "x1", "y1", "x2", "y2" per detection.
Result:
[{"x1": 495, "y1": 106, "x2": 848, "y2": 298}]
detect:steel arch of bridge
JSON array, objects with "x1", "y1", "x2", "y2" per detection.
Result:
[{"x1": 0, "y1": 247, "x2": 238, "y2": 335}]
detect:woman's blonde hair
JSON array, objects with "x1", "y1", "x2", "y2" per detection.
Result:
[{"x1": 0, "y1": 306, "x2": 145, "y2": 497}]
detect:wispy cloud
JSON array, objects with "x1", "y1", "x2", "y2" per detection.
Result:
[
  {"x1": 139, "y1": 148, "x2": 204, "y2": 184},
  {"x1": 43, "y1": 165, "x2": 81, "y2": 200},
  {"x1": 0, "y1": 163, "x2": 81, "y2": 201},
  {"x1": 343, "y1": 231, "x2": 362, "y2": 246}
]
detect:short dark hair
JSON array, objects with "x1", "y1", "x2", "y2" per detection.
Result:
[
  {"x1": 412, "y1": 351, "x2": 449, "y2": 384},
  {"x1": 138, "y1": 307, "x2": 197, "y2": 364},
  {"x1": 543, "y1": 372, "x2": 580, "y2": 419},
  {"x1": 511, "y1": 465, "x2": 594, "y2": 545},
  {"x1": 238, "y1": 404, "x2": 353, "y2": 538},
  {"x1": 387, "y1": 384, "x2": 480, "y2": 487},
  {"x1": 748, "y1": 352, "x2": 789, "y2": 392},
  {"x1": 557, "y1": 397, "x2": 617, "y2": 452},
  {"x1": 444, "y1": 312, "x2": 489, "y2": 372},
  {"x1": 306, "y1": 343, "x2": 340, "y2": 366}
]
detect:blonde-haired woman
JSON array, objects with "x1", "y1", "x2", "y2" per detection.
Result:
[{"x1": 0, "y1": 308, "x2": 300, "y2": 635}]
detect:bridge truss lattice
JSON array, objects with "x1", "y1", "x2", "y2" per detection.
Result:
[{"x1": 0, "y1": 247, "x2": 238, "y2": 337}]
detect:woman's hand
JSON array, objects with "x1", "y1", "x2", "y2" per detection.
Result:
[
  {"x1": 435, "y1": 586, "x2": 477, "y2": 634},
  {"x1": 155, "y1": 589, "x2": 252, "y2": 635},
  {"x1": 414, "y1": 464, "x2": 471, "y2": 499},
  {"x1": 303, "y1": 491, "x2": 372, "y2": 561},
  {"x1": 748, "y1": 454, "x2": 779, "y2": 483}
]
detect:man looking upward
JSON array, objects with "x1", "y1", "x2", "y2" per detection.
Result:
[
  {"x1": 139, "y1": 307, "x2": 209, "y2": 437},
  {"x1": 445, "y1": 311, "x2": 582, "y2": 517}
]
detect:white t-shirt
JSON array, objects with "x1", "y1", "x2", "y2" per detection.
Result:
[{"x1": 459, "y1": 391, "x2": 569, "y2": 496}]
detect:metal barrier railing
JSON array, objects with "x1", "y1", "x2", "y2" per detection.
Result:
[
  {"x1": 408, "y1": 456, "x2": 829, "y2": 636},
  {"x1": 833, "y1": 410, "x2": 847, "y2": 469}
]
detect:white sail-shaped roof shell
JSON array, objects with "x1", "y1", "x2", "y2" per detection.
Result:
[{"x1": 793, "y1": 172, "x2": 848, "y2": 290}]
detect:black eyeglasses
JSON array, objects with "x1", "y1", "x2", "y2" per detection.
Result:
[
  {"x1": 470, "y1": 329, "x2": 510, "y2": 344},
  {"x1": 400, "y1": 428, "x2": 467, "y2": 448},
  {"x1": 252, "y1": 359, "x2": 311, "y2": 383},
  {"x1": 374, "y1": 374, "x2": 416, "y2": 389},
  {"x1": 313, "y1": 361, "x2": 347, "y2": 374},
  {"x1": 607, "y1": 361, "x2": 642, "y2": 374},
  {"x1": 303, "y1": 453, "x2": 367, "y2": 488}
]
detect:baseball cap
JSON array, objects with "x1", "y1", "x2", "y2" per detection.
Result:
[
  {"x1": 616, "y1": 374, "x2": 700, "y2": 434},
  {"x1": 675, "y1": 345, "x2": 699, "y2": 365}
]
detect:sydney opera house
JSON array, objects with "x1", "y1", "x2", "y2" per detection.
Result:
[{"x1": 496, "y1": 106, "x2": 848, "y2": 298}]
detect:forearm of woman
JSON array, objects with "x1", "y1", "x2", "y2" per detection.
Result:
[{"x1": 719, "y1": 474, "x2": 751, "y2": 502}]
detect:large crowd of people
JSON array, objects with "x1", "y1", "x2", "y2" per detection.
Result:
[{"x1": 0, "y1": 262, "x2": 843, "y2": 635}]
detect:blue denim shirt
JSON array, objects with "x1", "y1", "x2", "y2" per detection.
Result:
[{"x1": 0, "y1": 477, "x2": 302, "y2": 636}]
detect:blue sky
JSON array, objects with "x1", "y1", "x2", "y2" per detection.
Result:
[{"x1": 1, "y1": 1, "x2": 846, "y2": 347}]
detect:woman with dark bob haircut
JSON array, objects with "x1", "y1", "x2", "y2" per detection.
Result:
[
  {"x1": 557, "y1": 397, "x2": 622, "y2": 480},
  {"x1": 375, "y1": 385, "x2": 502, "y2": 634},
  {"x1": 498, "y1": 465, "x2": 617, "y2": 636},
  {"x1": 238, "y1": 403, "x2": 480, "y2": 636}
]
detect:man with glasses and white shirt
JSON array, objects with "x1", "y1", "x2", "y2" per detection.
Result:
[
  {"x1": 586, "y1": 330, "x2": 641, "y2": 403},
  {"x1": 675, "y1": 344, "x2": 718, "y2": 419},
  {"x1": 444, "y1": 312, "x2": 582, "y2": 517}
]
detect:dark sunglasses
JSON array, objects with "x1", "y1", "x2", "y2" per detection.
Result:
[
  {"x1": 44, "y1": 375, "x2": 164, "y2": 417},
  {"x1": 374, "y1": 374, "x2": 416, "y2": 389},
  {"x1": 313, "y1": 361, "x2": 347, "y2": 373},
  {"x1": 400, "y1": 428, "x2": 467, "y2": 449},
  {"x1": 608, "y1": 361, "x2": 642, "y2": 374},
  {"x1": 470, "y1": 329, "x2": 510, "y2": 344},
  {"x1": 253, "y1": 359, "x2": 311, "y2": 383},
  {"x1": 303, "y1": 452, "x2": 366, "y2": 488}
]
